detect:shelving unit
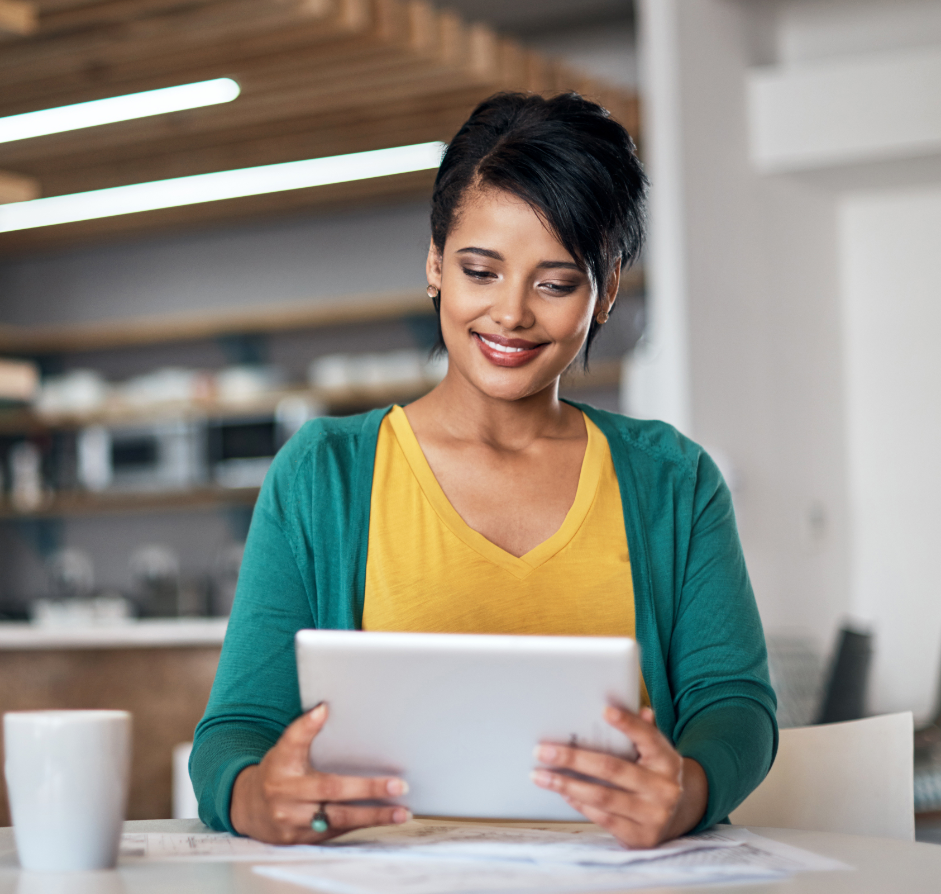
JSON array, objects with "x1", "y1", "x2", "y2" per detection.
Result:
[{"x1": 0, "y1": 289, "x2": 627, "y2": 520}]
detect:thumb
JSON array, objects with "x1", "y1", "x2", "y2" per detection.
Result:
[{"x1": 278, "y1": 702, "x2": 328, "y2": 767}]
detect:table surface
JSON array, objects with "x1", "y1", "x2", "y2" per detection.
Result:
[{"x1": 1, "y1": 819, "x2": 940, "y2": 894}]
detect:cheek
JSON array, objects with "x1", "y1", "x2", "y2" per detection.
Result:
[{"x1": 548, "y1": 301, "x2": 595, "y2": 344}]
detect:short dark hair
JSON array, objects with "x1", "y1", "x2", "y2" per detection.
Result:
[{"x1": 429, "y1": 91, "x2": 648, "y2": 363}]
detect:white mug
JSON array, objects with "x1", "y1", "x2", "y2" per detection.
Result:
[{"x1": 4, "y1": 710, "x2": 132, "y2": 872}]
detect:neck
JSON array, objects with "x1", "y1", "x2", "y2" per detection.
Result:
[{"x1": 413, "y1": 366, "x2": 580, "y2": 450}]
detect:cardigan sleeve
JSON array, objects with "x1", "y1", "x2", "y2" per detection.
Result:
[
  {"x1": 669, "y1": 450, "x2": 778, "y2": 829},
  {"x1": 189, "y1": 478, "x2": 315, "y2": 832}
]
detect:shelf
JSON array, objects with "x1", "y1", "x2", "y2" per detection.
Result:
[
  {"x1": 0, "y1": 360, "x2": 621, "y2": 519},
  {"x1": 0, "y1": 359, "x2": 621, "y2": 435},
  {"x1": 0, "y1": 486, "x2": 259, "y2": 520},
  {"x1": 0, "y1": 380, "x2": 438, "y2": 433}
]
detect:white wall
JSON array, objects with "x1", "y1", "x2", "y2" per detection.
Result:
[
  {"x1": 639, "y1": 0, "x2": 941, "y2": 719},
  {"x1": 840, "y1": 187, "x2": 941, "y2": 718},
  {"x1": 0, "y1": 202, "x2": 431, "y2": 327},
  {"x1": 638, "y1": 0, "x2": 850, "y2": 641}
]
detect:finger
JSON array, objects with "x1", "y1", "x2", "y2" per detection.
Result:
[
  {"x1": 533, "y1": 743, "x2": 651, "y2": 792},
  {"x1": 276, "y1": 703, "x2": 329, "y2": 765},
  {"x1": 531, "y1": 768, "x2": 648, "y2": 817},
  {"x1": 317, "y1": 803, "x2": 413, "y2": 833},
  {"x1": 294, "y1": 771, "x2": 409, "y2": 803},
  {"x1": 563, "y1": 798, "x2": 663, "y2": 850},
  {"x1": 281, "y1": 803, "x2": 413, "y2": 839},
  {"x1": 603, "y1": 706, "x2": 677, "y2": 772}
]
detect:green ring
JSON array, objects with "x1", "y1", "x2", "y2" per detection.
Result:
[{"x1": 312, "y1": 817, "x2": 329, "y2": 833}]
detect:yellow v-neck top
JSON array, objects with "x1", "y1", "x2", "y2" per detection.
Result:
[{"x1": 362, "y1": 405, "x2": 636, "y2": 640}]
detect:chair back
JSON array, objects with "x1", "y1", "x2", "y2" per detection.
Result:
[{"x1": 730, "y1": 712, "x2": 914, "y2": 840}]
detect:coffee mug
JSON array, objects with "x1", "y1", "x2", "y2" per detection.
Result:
[{"x1": 3, "y1": 710, "x2": 132, "y2": 872}]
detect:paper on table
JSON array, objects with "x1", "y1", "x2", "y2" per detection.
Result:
[
  {"x1": 118, "y1": 822, "x2": 734, "y2": 865},
  {"x1": 119, "y1": 832, "x2": 327, "y2": 862},
  {"x1": 252, "y1": 827, "x2": 850, "y2": 894},
  {"x1": 255, "y1": 857, "x2": 781, "y2": 894},
  {"x1": 303, "y1": 821, "x2": 740, "y2": 866}
]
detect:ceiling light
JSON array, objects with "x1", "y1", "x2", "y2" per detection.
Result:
[
  {"x1": 0, "y1": 78, "x2": 241, "y2": 144},
  {"x1": 0, "y1": 142, "x2": 446, "y2": 233}
]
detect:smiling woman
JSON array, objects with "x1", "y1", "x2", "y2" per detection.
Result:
[{"x1": 190, "y1": 93, "x2": 778, "y2": 850}]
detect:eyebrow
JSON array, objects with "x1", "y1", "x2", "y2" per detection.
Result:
[{"x1": 455, "y1": 247, "x2": 583, "y2": 272}]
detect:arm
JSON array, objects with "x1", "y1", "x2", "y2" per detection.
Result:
[
  {"x1": 189, "y1": 502, "x2": 316, "y2": 832},
  {"x1": 532, "y1": 437, "x2": 776, "y2": 843},
  {"x1": 669, "y1": 450, "x2": 778, "y2": 828}
]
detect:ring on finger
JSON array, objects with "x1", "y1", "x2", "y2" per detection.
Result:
[{"x1": 311, "y1": 802, "x2": 330, "y2": 833}]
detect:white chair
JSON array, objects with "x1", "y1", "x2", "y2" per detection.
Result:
[
  {"x1": 172, "y1": 742, "x2": 200, "y2": 820},
  {"x1": 730, "y1": 712, "x2": 914, "y2": 840}
]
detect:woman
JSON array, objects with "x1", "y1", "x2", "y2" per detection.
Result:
[{"x1": 191, "y1": 92, "x2": 777, "y2": 848}]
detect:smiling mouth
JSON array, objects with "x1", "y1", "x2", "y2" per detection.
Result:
[
  {"x1": 472, "y1": 332, "x2": 548, "y2": 367},
  {"x1": 475, "y1": 333, "x2": 545, "y2": 353},
  {"x1": 478, "y1": 335, "x2": 530, "y2": 354}
]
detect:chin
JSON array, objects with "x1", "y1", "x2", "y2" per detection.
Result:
[{"x1": 469, "y1": 367, "x2": 558, "y2": 403}]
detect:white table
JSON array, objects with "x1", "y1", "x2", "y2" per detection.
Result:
[{"x1": 1, "y1": 819, "x2": 940, "y2": 893}]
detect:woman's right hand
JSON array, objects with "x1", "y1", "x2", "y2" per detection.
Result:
[{"x1": 229, "y1": 703, "x2": 411, "y2": 843}]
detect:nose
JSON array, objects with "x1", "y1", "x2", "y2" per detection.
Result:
[{"x1": 488, "y1": 281, "x2": 535, "y2": 331}]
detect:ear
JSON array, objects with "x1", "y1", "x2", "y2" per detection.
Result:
[
  {"x1": 426, "y1": 238, "x2": 443, "y2": 289},
  {"x1": 595, "y1": 258, "x2": 622, "y2": 318}
]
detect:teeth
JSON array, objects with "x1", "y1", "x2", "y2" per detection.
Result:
[{"x1": 479, "y1": 335, "x2": 528, "y2": 353}]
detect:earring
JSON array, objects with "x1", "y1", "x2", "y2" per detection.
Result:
[
  {"x1": 426, "y1": 285, "x2": 440, "y2": 299},
  {"x1": 596, "y1": 308, "x2": 610, "y2": 325}
]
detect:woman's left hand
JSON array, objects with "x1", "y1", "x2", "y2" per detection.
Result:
[{"x1": 531, "y1": 706, "x2": 708, "y2": 848}]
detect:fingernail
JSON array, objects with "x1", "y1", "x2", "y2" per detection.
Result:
[
  {"x1": 534, "y1": 744, "x2": 558, "y2": 763},
  {"x1": 604, "y1": 706, "x2": 620, "y2": 722},
  {"x1": 392, "y1": 808, "x2": 412, "y2": 824},
  {"x1": 387, "y1": 779, "x2": 409, "y2": 796},
  {"x1": 310, "y1": 703, "x2": 327, "y2": 721},
  {"x1": 530, "y1": 769, "x2": 553, "y2": 788}
]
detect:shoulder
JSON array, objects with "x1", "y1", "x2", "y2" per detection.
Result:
[
  {"x1": 573, "y1": 402, "x2": 710, "y2": 484},
  {"x1": 259, "y1": 407, "x2": 389, "y2": 513}
]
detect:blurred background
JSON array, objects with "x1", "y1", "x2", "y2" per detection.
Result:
[{"x1": 0, "y1": 0, "x2": 940, "y2": 836}]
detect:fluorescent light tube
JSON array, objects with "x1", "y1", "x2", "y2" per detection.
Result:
[
  {"x1": 0, "y1": 78, "x2": 241, "y2": 144},
  {"x1": 0, "y1": 142, "x2": 446, "y2": 233}
]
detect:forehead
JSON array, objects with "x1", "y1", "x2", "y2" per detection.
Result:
[{"x1": 447, "y1": 186, "x2": 572, "y2": 258}]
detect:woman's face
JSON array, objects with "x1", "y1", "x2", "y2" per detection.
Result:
[{"x1": 427, "y1": 187, "x2": 613, "y2": 403}]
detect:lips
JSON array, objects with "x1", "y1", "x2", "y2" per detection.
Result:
[{"x1": 473, "y1": 332, "x2": 548, "y2": 367}]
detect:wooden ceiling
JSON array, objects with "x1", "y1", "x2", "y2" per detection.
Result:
[{"x1": 0, "y1": 0, "x2": 639, "y2": 255}]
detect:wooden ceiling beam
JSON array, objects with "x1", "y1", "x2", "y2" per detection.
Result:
[
  {"x1": 0, "y1": 0, "x2": 429, "y2": 115},
  {"x1": 0, "y1": 0, "x2": 361, "y2": 108},
  {"x1": 0, "y1": 169, "x2": 41, "y2": 202},
  {"x1": 0, "y1": 72, "x2": 637, "y2": 193},
  {"x1": 0, "y1": 0, "x2": 37, "y2": 34},
  {"x1": 6, "y1": 95, "x2": 481, "y2": 194},
  {"x1": 34, "y1": 1, "x2": 272, "y2": 35},
  {"x1": 0, "y1": 0, "x2": 640, "y2": 255}
]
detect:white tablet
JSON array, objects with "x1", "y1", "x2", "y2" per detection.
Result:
[{"x1": 295, "y1": 630, "x2": 639, "y2": 821}]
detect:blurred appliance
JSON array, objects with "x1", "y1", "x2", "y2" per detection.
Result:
[
  {"x1": 207, "y1": 400, "x2": 313, "y2": 489},
  {"x1": 130, "y1": 544, "x2": 180, "y2": 617},
  {"x1": 77, "y1": 420, "x2": 205, "y2": 492},
  {"x1": 206, "y1": 416, "x2": 277, "y2": 488},
  {"x1": 9, "y1": 440, "x2": 45, "y2": 510}
]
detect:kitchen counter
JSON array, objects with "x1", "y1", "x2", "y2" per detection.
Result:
[
  {"x1": 0, "y1": 617, "x2": 227, "y2": 650},
  {"x1": 0, "y1": 618, "x2": 226, "y2": 823}
]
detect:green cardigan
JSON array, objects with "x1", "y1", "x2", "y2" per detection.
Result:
[{"x1": 191, "y1": 402, "x2": 778, "y2": 833}]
